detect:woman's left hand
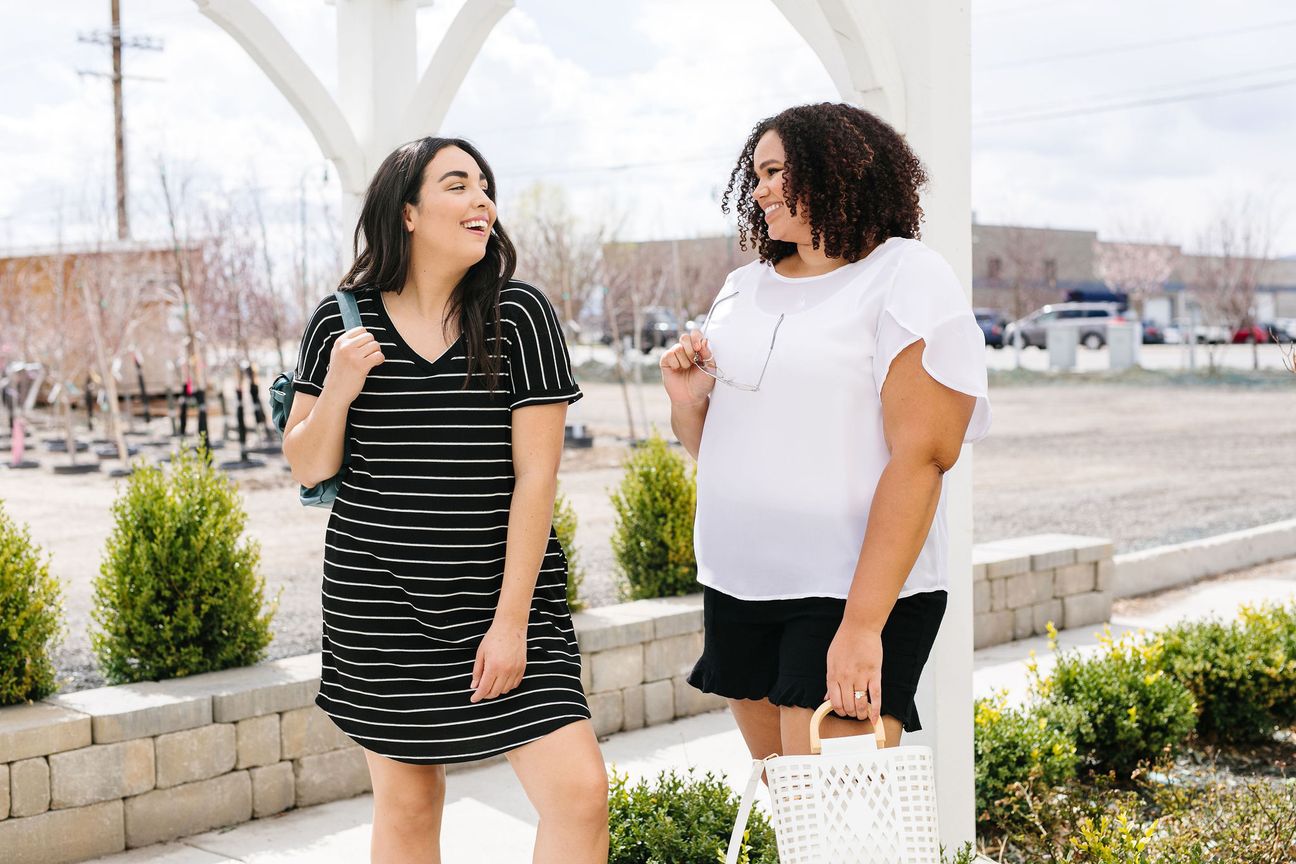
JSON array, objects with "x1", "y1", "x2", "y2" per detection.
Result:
[
  {"x1": 825, "y1": 621, "x2": 883, "y2": 727},
  {"x1": 470, "y1": 620, "x2": 528, "y2": 703}
]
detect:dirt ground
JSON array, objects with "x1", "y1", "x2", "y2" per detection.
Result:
[{"x1": 3, "y1": 372, "x2": 1294, "y2": 692}]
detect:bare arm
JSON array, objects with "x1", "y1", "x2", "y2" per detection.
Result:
[
  {"x1": 470, "y1": 400, "x2": 568, "y2": 703},
  {"x1": 826, "y1": 339, "x2": 977, "y2": 724},
  {"x1": 281, "y1": 324, "x2": 384, "y2": 487}
]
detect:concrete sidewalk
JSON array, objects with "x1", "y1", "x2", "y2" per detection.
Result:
[{"x1": 89, "y1": 558, "x2": 1296, "y2": 863}]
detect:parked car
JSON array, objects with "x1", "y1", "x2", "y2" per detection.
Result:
[
  {"x1": 1141, "y1": 320, "x2": 1166, "y2": 345},
  {"x1": 1267, "y1": 319, "x2": 1296, "y2": 343},
  {"x1": 974, "y1": 307, "x2": 1009, "y2": 349},
  {"x1": 1231, "y1": 324, "x2": 1271, "y2": 344},
  {"x1": 1003, "y1": 302, "x2": 1124, "y2": 350},
  {"x1": 599, "y1": 306, "x2": 682, "y2": 353}
]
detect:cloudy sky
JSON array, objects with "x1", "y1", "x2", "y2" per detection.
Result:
[{"x1": 2, "y1": 0, "x2": 1294, "y2": 260}]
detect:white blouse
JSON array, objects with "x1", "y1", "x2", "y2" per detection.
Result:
[{"x1": 693, "y1": 237, "x2": 991, "y2": 601}]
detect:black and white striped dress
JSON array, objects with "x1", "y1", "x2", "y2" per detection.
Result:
[{"x1": 292, "y1": 281, "x2": 590, "y2": 764}]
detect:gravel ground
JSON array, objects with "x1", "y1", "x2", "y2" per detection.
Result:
[{"x1": 3, "y1": 366, "x2": 1294, "y2": 694}]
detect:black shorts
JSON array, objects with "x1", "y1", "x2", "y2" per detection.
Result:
[{"x1": 686, "y1": 586, "x2": 948, "y2": 732}]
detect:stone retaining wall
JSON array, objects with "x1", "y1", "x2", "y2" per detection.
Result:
[
  {"x1": 1, "y1": 537, "x2": 1112, "y2": 863},
  {"x1": 972, "y1": 533, "x2": 1115, "y2": 648}
]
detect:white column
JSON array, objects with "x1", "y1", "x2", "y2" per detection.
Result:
[{"x1": 882, "y1": 1, "x2": 976, "y2": 850}]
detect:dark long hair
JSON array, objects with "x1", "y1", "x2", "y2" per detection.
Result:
[
  {"x1": 338, "y1": 137, "x2": 516, "y2": 391},
  {"x1": 722, "y1": 103, "x2": 927, "y2": 265}
]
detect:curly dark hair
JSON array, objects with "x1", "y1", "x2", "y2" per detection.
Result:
[{"x1": 721, "y1": 102, "x2": 928, "y2": 264}]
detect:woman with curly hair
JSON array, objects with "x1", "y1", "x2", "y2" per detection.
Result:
[{"x1": 660, "y1": 102, "x2": 991, "y2": 756}]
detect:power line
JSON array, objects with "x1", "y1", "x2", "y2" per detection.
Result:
[
  {"x1": 975, "y1": 74, "x2": 1296, "y2": 127},
  {"x1": 976, "y1": 60, "x2": 1296, "y2": 121},
  {"x1": 983, "y1": 17, "x2": 1296, "y2": 70}
]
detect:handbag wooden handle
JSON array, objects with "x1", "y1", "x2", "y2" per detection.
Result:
[{"x1": 809, "y1": 700, "x2": 888, "y2": 755}]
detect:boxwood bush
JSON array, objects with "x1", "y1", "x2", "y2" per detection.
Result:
[
  {"x1": 0, "y1": 502, "x2": 63, "y2": 705},
  {"x1": 1038, "y1": 626, "x2": 1196, "y2": 778},
  {"x1": 610, "y1": 435, "x2": 697, "y2": 600},
  {"x1": 974, "y1": 692, "x2": 1079, "y2": 832},
  {"x1": 552, "y1": 485, "x2": 585, "y2": 612},
  {"x1": 91, "y1": 446, "x2": 277, "y2": 683}
]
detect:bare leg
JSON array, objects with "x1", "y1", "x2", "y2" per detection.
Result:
[
  {"x1": 506, "y1": 720, "x2": 608, "y2": 864},
  {"x1": 364, "y1": 749, "x2": 446, "y2": 864},
  {"x1": 778, "y1": 707, "x2": 905, "y2": 755},
  {"x1": 728, "y1": 698, "x2": 783, "y2": 759}
]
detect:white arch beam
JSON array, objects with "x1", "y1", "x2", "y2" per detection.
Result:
[
  {"x1": 195, "y1": 0, "x2": 365, "y2": 193},
  {"x1": 401, "y1": 0, "x2": 515, "y2": 143},
  {"x1": 770, "y1": 0, "x2": 907, "y2": 131}
]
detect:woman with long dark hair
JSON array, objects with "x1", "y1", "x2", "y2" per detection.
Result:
[
  {"x1": 661, "y1": 103, "x2": 991, "y2": 758},
  {"x1": 283, "y1": 137, "x2": 607, "y2": 863}
]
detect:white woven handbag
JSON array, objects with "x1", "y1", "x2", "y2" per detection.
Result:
[{"x1": 726, "y1": 701, "x2": 940, "y2": 864}]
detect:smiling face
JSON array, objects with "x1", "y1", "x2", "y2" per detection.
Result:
[
  {"x1": 751, "y1": 129, "x2": 812, "y2": 246},
  {"x1": 402, "y1": 145, "x2": 496, "y2": 269}
]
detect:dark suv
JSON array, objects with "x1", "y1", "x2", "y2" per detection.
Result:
[{"x1": 974, "y1": 308, "x2": 1009, "y2": 349}]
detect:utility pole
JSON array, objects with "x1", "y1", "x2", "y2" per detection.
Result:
[{"x1": 78, "y1": 1, "x2": 163, "y2": 241}]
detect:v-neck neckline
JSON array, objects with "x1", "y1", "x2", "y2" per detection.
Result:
[{"x1": 375, "y1": 289, "x2": 464, "y2": 372}]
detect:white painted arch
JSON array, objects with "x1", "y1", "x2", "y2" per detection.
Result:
[{"x1": 196, "y1": 0, "x2": 976, "y2": 849}]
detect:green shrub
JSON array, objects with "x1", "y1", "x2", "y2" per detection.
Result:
[
  {"x1": 0, "y1": 502, "x2": 64, "y2": 705},
  {"x1": 608, "y1": 769, "x2": 777, "y2": 864},
  {"x1": 1037, "y1": 625, "x2": 1196, "y2": 778},
  {"x1": 92, "y1": 447, "x2": 277, "y2": 683},
  {"x1": 610, "y1": 435, "x2": 697, "y2": 600},
  {"x1": 552, "y1": 486, "x2": 584, "y2": 612},
  {"x1": 1157, "y1": 608, "x2": 1296, "y2": 743},
  {"x1": 974, "y1": 692, "x2": 1078, "y2": 831}
]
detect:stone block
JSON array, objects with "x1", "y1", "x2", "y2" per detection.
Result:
[
  {"x1": 579, "y1": 653, "x2": 593, "y2": 694},
  {"x1": 972, "y1": 560, "x2": 988, "y2": 582},
  {"x1": 672, "y1": 676, "x2": 725, "y2": 718},
  {"x1": 1073, "y1": 537, "x2": 1115, "y2": 564},
  {"x1": 0, "y1": 763, "x2": 7, "y2": 820},
  {"x1": 236, "y1": 713, "x2": 281, "y2": 769},
  {"x1": 0, "y1": 799, "x2": 124, "y2": 864},
  {"x1": 643, "y1": 632, "x2": 703, "y2": 683},
  {"x1": 294, "y1": 747, "x2": 371, "y2": 808},
  {"x1": 974, "y1": 611, "x2": 1014, "y2": 650},
  {"x1": 975, "y1": 544, "x2": 1032, "y2": 578},
  {"x1": 1013, "y1": 606, "x2": 1035, "y2": 641},
  {"x1": 250, "y1": 761, "x2": 295, "y2": 818},
  {"x1": 1032, "y1": 600, "x2": 1063, "y2": 636},
  {"x1": 973, "y1": 580, "x2": 991, "y2": 615},
  {"x1": 155, "y1": 723, "x2": 237, "y2": 789},
  {"x1": 1004, "y1": 573, "x2": 1034, "y2": 609},
  {"x1": 591, "y1": 644, "x2": 644, "y2": 693},
  {"x1": 1054, "y1": 562, "x2": 1096, "y2": 597},
  {"x1": 571, "y1": 607, "x2": 655, "y2": 654},
  {"x1": 47, "y1": 682, "x2": 211, "y2": 744},
  {"x1": 162, "y1": 654, "x2": 322, "y2": 723},
  {"x1": 622, "y1": 685, "x2": 646, "y2": 731},
  {"x1": 990, "y1": 578, "x2": 1008, "y2": 611},
  {"x1": 49, "y1": 739, "x2": 154, "y2": 808},
  {"x1": 1095, "y1": 558, "x2": 1115, "y2": 592},
  {"x1": 1032, "y1": 569, "x2": 1056, "y2": 603},
  {"x1": 1062, "y1": 591, "x2": 1114, "y2": 631},
  {"x1": 0, "y1": 702, "x2": 92, "y2": 763},
  {"x1": 124, "y1": 770, "x2": 251, "y2": 848},
  {"x1": 10, "y1": 757, "x2": 50, "y2": 817},
  {"x1": 280, "y1": 705, "x2": 352, "y2": 760},
  {"x1": 643, "y1": 679, "x2": 674, "y2": 726},
  {"x1": 588, "y1": 690, "x2": 624, "y2": 738}
]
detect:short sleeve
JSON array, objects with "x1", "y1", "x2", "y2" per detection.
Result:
[
  {"x1": 292, "y1": 294, "x2": 345, "y2": 398},
  {"x1": 873, "y1": 244, "x2": 992, "y2": 443},
  {"x1": 499, "y1": 282, "x2": 583, "y2": 410}
]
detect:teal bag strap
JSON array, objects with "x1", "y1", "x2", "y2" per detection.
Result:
[{"x1": 335, "y1": 289, "x2": 361, "y2": 330}]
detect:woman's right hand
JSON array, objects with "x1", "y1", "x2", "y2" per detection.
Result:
[
  {"x1": 660, "y1": 330, "x2": 717, "y2": 407},
  {"x1": 323, "y1": 326, "x2": 385, "y2": 403}
]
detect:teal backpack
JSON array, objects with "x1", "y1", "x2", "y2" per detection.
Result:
[{"x1": 269, "y1": 290, "x2": 361, "y2": 507}]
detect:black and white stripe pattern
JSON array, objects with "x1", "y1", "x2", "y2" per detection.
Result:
[{"x1": 292, "y1": 282, "x2": 588, "y2": 764}]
